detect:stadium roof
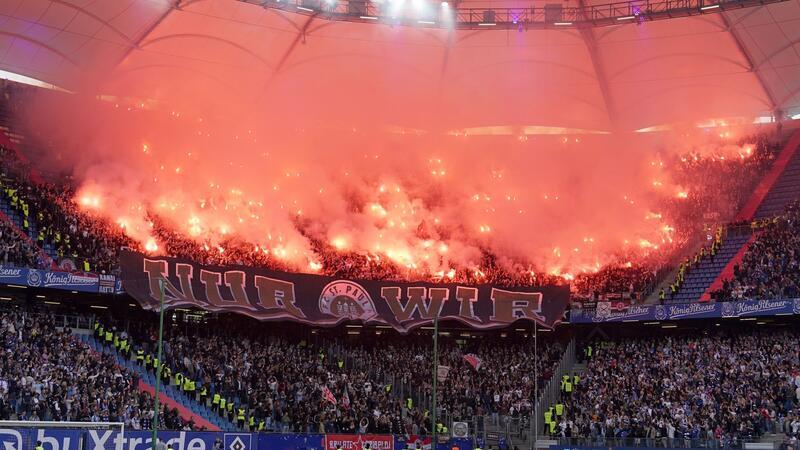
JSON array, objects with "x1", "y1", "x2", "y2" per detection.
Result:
[{"x1": 1, "y1": 0, "x2": 799, "y2": 132}]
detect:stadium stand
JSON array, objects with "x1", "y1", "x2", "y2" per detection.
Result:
[
  {"x1": 0, "y1": 129, "x2": 790, "y2": 310},
  {"x1": 0, "y1": 81, "x2": 798, "y2": 448},
  {"x1": 0, "y1": 143, "x2": 136, "y2": 274},
  {"x1": 666, "y1": 231, "x2": 752, "y2": 303},
  {"x1": 0, "y1": 79, "x2": 787, "y2": 303},
  {"x1": 90, "y1": 315, "x2": 564, "y2": 433},
  {"x1": 712, "y1": 201, "x2": 800, "y2": 301},
  {"x1": 550, "y1": 329, "x2": 800, "y2": 446},
  {"x1": 664, "y1": 131, "x2": 800, "y2": 304},
  {"x1": 0, "y1": 134, "x2": 780, "y2": 306},
  {"x1": 77, "y1": 329, "x2": 220, "y2": 431},
  {"x1": 0, "y1": 0, "x2": 799, "y2": 446},
  {"x1": 753, "y1": 138, "x2": 800, "y2": 219},
  {"x1": 6, "y1": 296, "x2": 800, "y2": 447},
  {"x1": 0, "y1": 218, "x2": 41, "y2": 268},
  {"x1": 0, "y1": 310, "x2": 198, "y2": 430},
  {"x1": 735, "y1": 131, "x2": 800, "y2": 221}
]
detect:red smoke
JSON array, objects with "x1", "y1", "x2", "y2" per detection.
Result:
[{"x1": 20, "y1": 86, "x2": 764, "y2": 283}]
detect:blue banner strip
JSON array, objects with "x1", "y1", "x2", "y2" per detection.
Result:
[
  {"x1": 0, "y1": 266, "x2": 117, "y2": 294},
  {"x1": 570, "y1": 298, "x2": 800, "y2": 323}
]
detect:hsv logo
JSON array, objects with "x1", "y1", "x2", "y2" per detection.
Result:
[{"x1": 223, "y1": 434, "x2": 251, "y2": 450}]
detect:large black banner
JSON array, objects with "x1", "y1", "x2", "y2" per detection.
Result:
[{"x1": 119, "y1": 250, "x2": 569, "y2": 333}]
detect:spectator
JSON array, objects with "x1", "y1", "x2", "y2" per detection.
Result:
[
  {"x1": 99, "y1": 315, "x2": 564, "y2": 433},
  {"x1": 556, "y1": 330, "x2": 799, "y2": 445},
  {"x1": 0, "y1": 310, "x2": 191, "y2": 430},
  {"x1": 714, "y1": 200, "x2": 800, "y2": 301}
]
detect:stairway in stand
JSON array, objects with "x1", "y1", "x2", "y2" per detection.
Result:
[
  {"x1": 669, "y1": 233, "x2": 752, "y2": 303},
  {"x1": 77, "y1": 333, "x2": 236, "y2": 431}
]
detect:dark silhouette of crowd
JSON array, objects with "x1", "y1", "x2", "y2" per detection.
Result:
[
  {"x1": 714, "y1": 200, "x2": 800, "y2": 300},
  {"x1": 0, "y1": 310, "x2": 192, "y2": 430},
  {"x1": 554, "y1": 330, "x2": 800, "y2": 446},
  {"x1": 149, "y1": 213, "x2": 568, "y2": 288}
]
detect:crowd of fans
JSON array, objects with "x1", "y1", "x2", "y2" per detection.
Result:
[
  {"x1": 0, "y1": 146, "x2": 136, "y2": 274},
  {"x1": 0, "y1": 219, "x2": 42, "y2": 268},
  {"x1": 150, "y1": 213, "x2": 568, "y2": 288},
  {"x1": 552, "y1": 330, "x2": 800, "y2": 445},
  {"x1": 29, "y1": 305, "x2": 800, "y2": 446},
  {"x1": 654, "y1": 226, "x2": 726, "y2": 303},
  {"x1": 663, "y1": 134, "x2": 778, "y2": 241},
  {"x1": 98, "y1": 315, "x2": 563, "y2": 434},
  {"x1": 362, "y1": 338, "x2": 564, "y2": 424},
  {"x1": 572, "y1": 264, "x2": 658, "y2": 304},
  {"x1": 712, "y1": 201, "x2": 800, "y2": 300},
  {"x1": 114, "y1": 130, "x2": 781, "y2": 300},
  {"x1": 0, "y1": 310, "x2": 193, "y2": 429}
]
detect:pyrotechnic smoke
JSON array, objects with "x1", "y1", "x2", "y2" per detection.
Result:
[{"x1": 19, "y1": 67, "x2": 761, "y2": 281}]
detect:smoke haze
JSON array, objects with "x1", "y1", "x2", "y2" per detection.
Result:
[{"x1": 18, "y1": 55, "x2": 762, "y2": 280}]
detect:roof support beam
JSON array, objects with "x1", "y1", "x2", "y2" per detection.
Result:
[
  {"x1": 109, "y1": 1, "x2": 180, "y2": 72},
  {"x1": 271, "y1": 15, "x2": 316, "y2": 74},
  {"x1": 256, "y1": 14, "x2": 316, "y2": 102},
  {"x1": 438, "y1": 30, "x2": 455, "y2": 96},
  {"x1": 0, "y1": 32, "x2": 79, "y2": 68},
  {"x1": 753, "y1": 39, "x2": 800, "y2": 71},
  {"x1": 717, "y1": 12, "x2": 780, "y2": 114},
  {"x1": 47, "y1": 0, "x2": 136, "y2": 46},
  {"x1": 778, "y1": 84, "x2": 800, "y2": 108},
  {"x1": 576, "y1": 0, "x2": 620, "y2": 132}
]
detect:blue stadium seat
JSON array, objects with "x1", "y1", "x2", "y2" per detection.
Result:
[
  {"x1": 670, "y1": 233, "x2": 751, "y2": 303},
  {"x1": 84, "y1": 334, "x2": 229, "y2": 431},
  {"x1": 754, "y1": 149, "x2": 800, "y2": 218}
]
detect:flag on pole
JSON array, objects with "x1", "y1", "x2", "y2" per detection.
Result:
[
  {"x1": 322, "y1": 386, "x2": 337, "y2": 405},
  {"x1": 463, "y1": 354, "x2": 483, "y2": 371}
]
